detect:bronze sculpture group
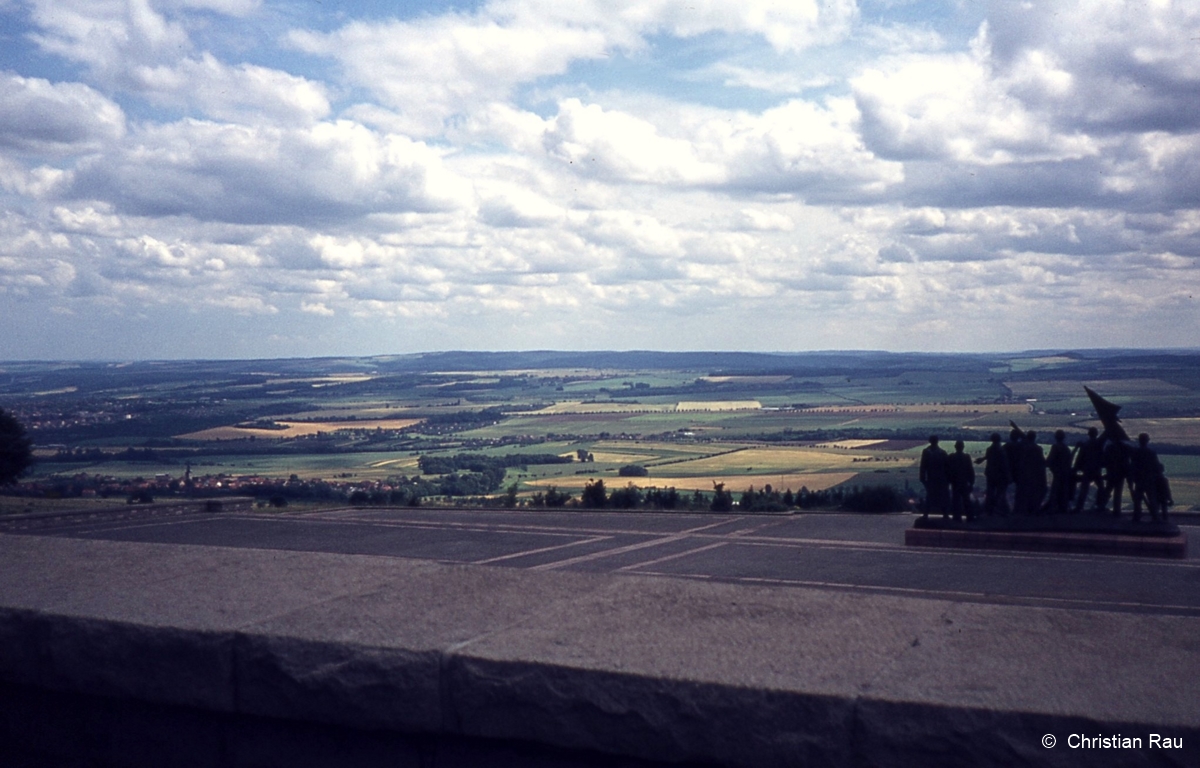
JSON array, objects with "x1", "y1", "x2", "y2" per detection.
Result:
[{"x1": 919, "y1": 388, "x2": 1174, "y2": 524}]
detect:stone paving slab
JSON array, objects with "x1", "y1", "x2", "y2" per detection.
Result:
[{"x1": 1, "y1": 531, "x2": 1198, "y2": 767}]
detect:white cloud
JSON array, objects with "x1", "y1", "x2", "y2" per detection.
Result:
[
  {"x1": 65, "y1": 118, "x2": 472, "y2": 225},
  {"x1": 985, "y1": 0, "x2": 1200, "y2": 133},
  {"x1": 699, "y1": 63, "x2": 830, "y2": 94},
  {"x1": 0, "y1": 73, "x2": 126, "y2": 155},
  {"x1": 300, "y1": 300, "x2": 334, "y2": 316},
  {"x1": 288, "y1": 14, "x2": 610, "y2": 137},
  {"x1": 3, "y1": 0, "x2": 1200, "y2": 356},
  {"x1": 544, "y1": 99, "x2": 725, "y2": 185},
  {"x1": 717, "y1": 97, "x2": 904, "y2": 196},
  {"x1": 289, "y1": 0, "x2": 858, "y2": 136},
  {"x1": 27, "y1": 0, "x2": 195, "y2": 83},
  {"x1": 131, "y1": 54, "x2": 331, "y2": 124},
  {"x1": 736, "y1": 209, "x2": 796, "y2": 231},
  {"x1": 854, "y1": 23, "x2": 1099, "y2": 166}
]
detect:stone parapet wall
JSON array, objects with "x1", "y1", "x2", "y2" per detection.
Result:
[{"x1": 1, "y1": 533, "x2": 1197, "y2": 767}]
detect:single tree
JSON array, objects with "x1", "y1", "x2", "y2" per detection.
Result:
[
  {"x1": 0, "y1": 409, "x2": 34, "y2": 486},
  {"x1": 710, "y1": 482, "x2": 734, "y2": 512},
  {"x1": 581, "y1": 479, "x2": 608, "y2": 508},
  {"x1": 502, "y1": 483, "x2": 519, "y2": 508}
]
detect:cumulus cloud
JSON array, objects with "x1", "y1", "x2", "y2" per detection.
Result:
[
  {"x1": 537, "y1": 96, "x2": 902, "y2": 198},
  {"x1": 64, "y1": 119, "x2": 471, "y2": 225},
  {"x1": 26, "y1": 0, "x2": 196, "y2": 84},
  {"x1": 131, "y1": 54, "x2": 331, "y2": 124},
  {"x1": 544, "y1": 99, "x2": 725, "y2": 185},
  {"x1": 984, "y1": 0, "x2": 1200, "y2": 134},
  {"x1": 289, "y1": 0, "x2": 858, "y2": 135},
  {"x1": 2, "y1": 0, "x2": 1199, "y2": 357},
  {"x1": 0, "y1": 73, "x2": 126, "y2": 155},
  {"x1": 854, "y1": 23, "x2": 1099, "y2": 166},
  {"x1": 288, "y1": 14, "x2": 610, "y2": 137},
  {"x1": 22, "y1": 0, "x2": 322, "y2": 125}
]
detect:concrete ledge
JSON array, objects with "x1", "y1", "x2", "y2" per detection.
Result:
[
  {"x1": 0, "y1": 497, "x2": 254, "y2": 530},
  {"x1": 1, "y1": 533, "x2": 1198, "y2": 766},
  {"x1": 905, "y1": 526, "x2": 1189, "y2": 558}
]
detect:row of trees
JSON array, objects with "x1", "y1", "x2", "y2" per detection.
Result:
[{"x1": 566, "y1": 479, "x2": 909, "y2": 513}]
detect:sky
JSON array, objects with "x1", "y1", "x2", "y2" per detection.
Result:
[{"x1": 1, "y1": 0, "x2": 1198, "y2": 360}]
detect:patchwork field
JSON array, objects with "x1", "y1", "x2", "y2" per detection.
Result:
[
  {"x1": 7, "y1": 350, "x2": 1200, "y2": 510},
  {"x1": 527, "y1": 472, "x2": 857, "y2": 494},
  {"x1": 177, "y1": 418, "x2": 423, "y2": 441},
  {"x1": 531, "y1": 402, "x2": 673, "y2": 414},
  {"x1": 1005, "y1": 378, "x2": 1190, "y2": 398},
  {"x1": 676, "y1": 401, "x2": 762, "y2": 411}
]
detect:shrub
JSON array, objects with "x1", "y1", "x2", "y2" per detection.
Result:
[
  {"x1": 840, "y1": 485, "x2": 905, "y2": 513},
  {"x1": 580, "y1": 479, "x2": 607, "y2": 508},
  {"x1": 608, "y1": 482, "x2": 642, "y2": 509}
]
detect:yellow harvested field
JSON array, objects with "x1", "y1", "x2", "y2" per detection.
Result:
[
  {"x1": 527, "y1": 472, "x2": 857, "y2": 493},
  {"x1": 532, "y1": 401, "x2": 673, "y2": 414},
  {"x1": 659, "y1": 447, "x2": 862, "y2": 475},
  {"x1": 177, "y1": 418, "x2": 422, "y2": 440},
  {"x1": 368, "y1": 457, "x2": 421, "y2": 469},
  {"x1": 815, "y1": 439, "x2": 887, "y2": 449},
  {"x1": 591, "y1": 440, "x2": 734, "y2": 457},
  {"x1": 676, "y1": 400, "x2": 762, "y2": 411},
  {"x1": 282, "y1": 406, "x2": 417, "y2": 420},
  {"x1": 699, "y1": 375, "x2": 791, "y2": 384},
  {"x1": 587, "y1": 451, "x2": 663, "y2": 463}
]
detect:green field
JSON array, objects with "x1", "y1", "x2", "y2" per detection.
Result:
[{"x1": 4, "y1": 350, "x2": 1200, "y2": 509}]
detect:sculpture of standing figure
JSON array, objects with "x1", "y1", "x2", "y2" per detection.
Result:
[
  {"x1": 1004, "y1": 427, "x2": 1024, "y2": 514},
  {"x1": 919, "y1": 435, "x2": 951, "y2": 518},
  {"x1": 948, "y1": 439, "x2": 976, "y2": 521},
  {"x1": 979, "y1": 432, "x2": 1011, "y2": 516},
  {"x1": 1015, "y1": 431, "x2": 1047, "y2": 516},
  {"x1": 1072, "y1": 427, "x2": 1104, "y2": 514},
  {"x1": 1044, "y1": 430, "x2": 1073, "y2": 515},
  {"x1": 1130, "y1": 433, "x2": 1165, "y2": 522},
  {"x1": 1099, "y1": 438, "x2": 1131, "y2": 517}
]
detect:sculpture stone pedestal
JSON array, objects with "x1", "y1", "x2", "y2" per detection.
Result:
[{"x1": 906, "y1": 514, "x2": 1187, "y2": 559}]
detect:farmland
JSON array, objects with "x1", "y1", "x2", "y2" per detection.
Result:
[{"x1": 3, "y1": 350, "x2": 1200, "y2": 510}]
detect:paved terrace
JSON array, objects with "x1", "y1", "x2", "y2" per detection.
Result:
[{"x1": 1, "y1": 504, "x2": 1198, "y2": 766}]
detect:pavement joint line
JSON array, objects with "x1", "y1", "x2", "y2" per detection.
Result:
[
  {"x1": 678, "y1": 518, "x2": 747, "y2": 534},
  {"x1": 308, "y1": 512, "x2": 894, "y2": 544},
  {"x1": 28, "y1": 511, "x2": 1200, "y2": 569},
  {"x1": 285, "y1": 514, "x2": 1200, "y2": 559},
  {"x1": 728, "y1": 522, "x2": 777, "y2": 537},
  {"x1": 694, "y1": 534, "x2": 898, "y2": 550},
  {"x1": 230, "y1": 515, "x2": 595, "y2": 540},
  {"x1": 616, "y1": 541, "x2": 729, "y2": 572},
  {"x1": 342, "y1": 518, "x2": 745, "y2": 541},
  {"x1": 528, "y1": 534, "x2": 694, "y2": 571},
  {"x1": 247, "y1": 513, "x2": 917, "y2": 551},
  {"x1": 643, "y1": 571, "x2": 1200, "y2": 616},
  {"x1": 473, "y1": 535, "x2": 614, "y2": 565},
  {"x1": 26, "y1": 516, "x2": 215, "y2": 537}
]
